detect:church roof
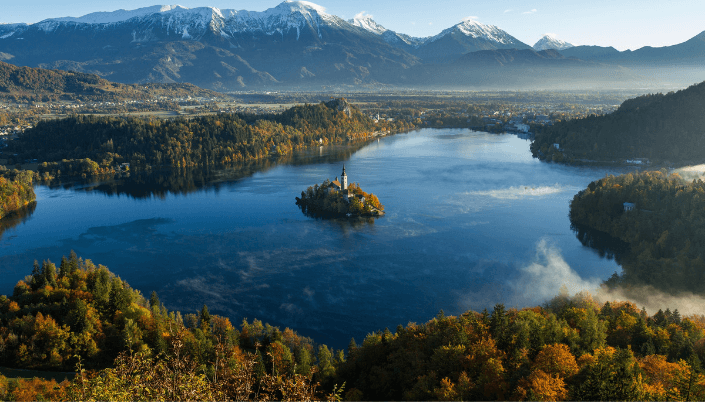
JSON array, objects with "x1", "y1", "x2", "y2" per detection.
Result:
[{"x1": 332, "y1": 179, "x2": 341, "y2": 188}]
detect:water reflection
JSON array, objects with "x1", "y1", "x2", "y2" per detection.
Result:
[
  {"x1": 297, "y1": 205, "x2": 376, "y2": 229},
  {"x1": 42, "y1": 144, "x2": 369, "y2": 199},
  {"x1": 0, "y1": 202, "x2": 36, "y2": 239},
  {"x1": 570, "y1": 222, "x2": 630, "y2": 264}
]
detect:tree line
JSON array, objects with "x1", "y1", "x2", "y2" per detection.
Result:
[
  {"x1": 570, "y1": 170, "x2": 705, "y2": 294},
  {"x1": 4, "y1": 253, "x2": 705, "y2": 400},
  {"x1": 531, "y1": 80, "x2": 705, "y2": 165},
  {"x1": 6, "y1": 99, "x2": 413, "y2": 175}
]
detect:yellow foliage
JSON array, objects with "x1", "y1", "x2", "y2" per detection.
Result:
[
  {"x1": 516, "y1": 370, "x2": 568, "y2": 401},
  {"x1": 576, "y1": 353, "x2": 596, "y2": 368},
  {"x1": 532, "y1": 343, "x2": 579, "y2": 379}
]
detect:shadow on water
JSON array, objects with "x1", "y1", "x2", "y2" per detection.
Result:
[
  {"x1": 570, "y1": 222, "x2": 631, "y2": 264},
  {"x1": 43, "y1": 143, "x2": 369, "y2": 199},
  {"x1": 297, "y1": 204, "x2": 376, "y2": 230},
  {"x1": 0, "y1": 202, "x2": 37, "y2": 240}
]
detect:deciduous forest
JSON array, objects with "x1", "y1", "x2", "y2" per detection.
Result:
[
  {"x1": 6, "y1": 99, "x2": 412, "y2": 177},
  {"x1": 0, "y1": 167, "x2": 35, "y2": 220},
  {"x1": 3, "y1": 254, "x2": 705, "y2": 400}
]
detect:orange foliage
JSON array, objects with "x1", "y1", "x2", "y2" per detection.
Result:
[
  {"x1": 639, "y1": 354, "x2": 691, "y2": 400},
  {"x1": 211, "y1": 316, "x2": 234, "y2": 339},
  {"x1": 516, "y1": 369, "x2": 569, "y2": 401},
  {"x1": 532, "y1": 344, "x2": 579, "y2": 379},
  {"x1": 8, "y1": 378, "x2": 68, "y2": 401},
  {"x1": 577, "y1": 353, "x2": 596, "y2": 368}
]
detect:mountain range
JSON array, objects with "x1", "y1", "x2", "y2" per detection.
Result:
[{"x1": 0, "y1": 1, "x2": 704, "y2": 90}]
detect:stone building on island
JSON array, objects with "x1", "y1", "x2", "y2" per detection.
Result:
[
  {"x1": 331, "y1": 165, "x2": 348, "y2": 191},
  {"x1": 331, "y1": 165, "x2": 365, "y2": 204}
]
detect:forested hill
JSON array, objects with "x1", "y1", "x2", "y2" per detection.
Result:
[
  {"x1": 531, "y1": 81, "x2": 705, "y2": 165},
  {"x1": 570, "y1": 170, "x2": 705, "y2": 294},
  {"x1": 5, "y1": 253, "x2": 705, "y2": 401},
  {"x1": 0, "y1": 61, "x2": 224, "y2": 102},
  {"x1": 8, "y1": 99, "x2": 411, "y2": 173}
]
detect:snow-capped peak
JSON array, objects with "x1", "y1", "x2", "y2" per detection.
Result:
[
  {"x1": 283, "y1": 0, "x2": 328, "y2": 16},
  {"x1": 257, "y1": 1, "x2": 336, "y2": 24},
  {"x1": 349, "y1": 12, "x2": 387, "y2": 35},
  {"x1": 428, "y1": 18, "x2": 515, "y2": 45},
  {"x1": 533, "y1": 34, "x2": 574, "y2": 51}
]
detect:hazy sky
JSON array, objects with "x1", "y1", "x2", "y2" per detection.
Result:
[{"x1": 2, "y1": 0, "x2": 703, "y2": 51}]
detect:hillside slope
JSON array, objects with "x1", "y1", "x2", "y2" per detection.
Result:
[
  {"x1": 0, "y1": 61, "x2": 224, "y2": 101},
  {"x1": 531, "y1": 80, "x2": 705, "y2": 164}
]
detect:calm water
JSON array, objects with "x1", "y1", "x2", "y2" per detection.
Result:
[{"x1": 0, "y1": 129, "x2": 626, "y2": 348}]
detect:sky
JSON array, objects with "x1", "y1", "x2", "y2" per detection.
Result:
[{"x1": 1, "y1": 0, "x2": 703, "y2": 51}]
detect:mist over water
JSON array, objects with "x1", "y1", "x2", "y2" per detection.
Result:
[{"x1": 0, "y1": 129, "x2": 632, "y2": 348}]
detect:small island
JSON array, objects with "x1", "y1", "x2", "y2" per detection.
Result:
[{"x1": 296, "y1": 165, "x2": 384, "y2": 218}]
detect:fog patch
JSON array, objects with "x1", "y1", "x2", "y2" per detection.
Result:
[
  {"x1": 595, "y1": 286, "x2": 705, "y2": 317},
  {"x1": 468, "y1": 184, "x2": 566, "y2": 200},
  {"x1": 674, "y1": 164, "x2": 705, "y2": 181},
  {"x1": 499, "y1": 239, "x2": 603, "y2": 307},
  {"x1": 280, "y1": 302, "x2": 304, "y2": 316},
  {"x1": 236, "y1": 247, "x2": 346, "y2": 283},
  {"x1": 443, "y1": 185, "x2": 567, "y2": 215},
  {"x1": 460, "y1": 237, "x2": 705, "y2": 317},
  {"x1": 459, "y1": 239, "x2": 601, "y2": 310}
]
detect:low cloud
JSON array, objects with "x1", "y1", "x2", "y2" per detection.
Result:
[
  {"x1": 467, "y1": 184, "x2": 565, "y2": 200},
  {"x1": 674, "y1": 164, "x2": 705, "y2": 181},
  {"x1": 523, "y1": 9, "x2": 537, "y2": 14},
  {"x1": 596, "y1": 285, "x2": 705, "y2": 317},
  {"x1": 461, "y1": 238, "x2": 705, "y2": 317},
  {"x1": 504, "y1": 9, "x2": 513, "y2": 13}
]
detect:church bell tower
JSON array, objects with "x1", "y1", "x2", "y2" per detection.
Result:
[{"x1": 341, "y1": 165, "x2": 348, "y2": 190}]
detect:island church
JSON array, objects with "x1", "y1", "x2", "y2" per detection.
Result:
[
  {"x1": 331, "y1": 165, "x2": 348, "y2": 191},
  {"x1": 331, "y1": 165, "x2": 365, "y2": 204}
]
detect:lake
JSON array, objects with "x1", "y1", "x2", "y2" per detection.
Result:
[{"x1": 0, "y1": 128, "x2": 627, "y2": 349}]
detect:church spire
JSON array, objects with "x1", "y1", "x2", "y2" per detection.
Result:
[{"x1": 341, "y1": 165, "x2": 348, "y2": 190}]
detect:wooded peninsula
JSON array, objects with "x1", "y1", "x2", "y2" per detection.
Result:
[
  {"x1": 4, "y1": 99, "x2": 411, "y2": 179},
  {"x1": 570, "y1": 170, "x2": 705, "y2": 295}
]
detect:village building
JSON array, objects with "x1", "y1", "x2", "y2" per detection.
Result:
[{"x1": 623, "y1": 202, "x2": 635, "y2": 212}]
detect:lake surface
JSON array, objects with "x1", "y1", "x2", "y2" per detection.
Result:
[{"x1": 0, "y1": 129, "x2": 627, "y2": 349}]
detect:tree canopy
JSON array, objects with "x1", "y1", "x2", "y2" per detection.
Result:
[{"x1": 531, "y1": 81, "x2": 705, "y2": 165}]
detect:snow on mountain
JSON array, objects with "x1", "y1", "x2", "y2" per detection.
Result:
[
  {"x1": 10, "y1": 1, "x2": 525, "y2": 49},
  {"x1": 533, "y1": 34, "x2": 574, "y2": 51},
  {"x1": 27, "y1": 1, "x2": 349, "y2": 41},
  {"x1": 220, "y1": 1, "x2": 345, "y2": 39},
  {"x1": 348, "y1": 13, "x2": 387, "y2": 35},
  {"x1": 429, "y1": 18, "x2": 518, "y2": 45}
]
